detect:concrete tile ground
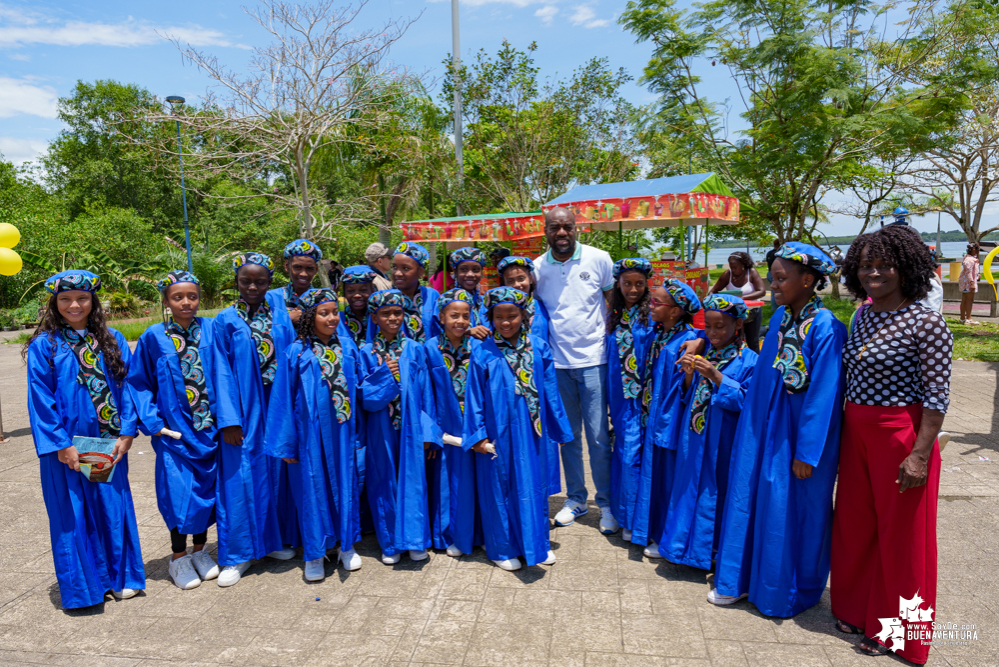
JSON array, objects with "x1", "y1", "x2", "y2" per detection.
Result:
[{"x1": 0, "y1": 343, "x2": 996, "y2": 666}]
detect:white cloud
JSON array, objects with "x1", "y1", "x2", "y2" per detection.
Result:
[
  {"x1": 568, "y1": 4, "x2": 608, "y2": 28},
  {"x1": 0, "y1": 21, "x2": 241, "y2": 49},
  {"x1": 535, "y1": 6, "x2": 558, "y2": 24},
  {"x1": 0, "y1": 5, "x2": 244, "y2": 49},
  {"x1": 0, "y1": 77, "x2": 58, "y2": 119},
  {"x1": 7, "y1": 52, "x2": 29, "y2": 61},
  {"x1": 0, "y1": 136, "x2": 48, "y2": 165}
]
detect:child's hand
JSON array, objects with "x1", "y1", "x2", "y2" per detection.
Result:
[
  {"x1": 58, "y1": 445, "x2": 81, "y2": 472},
  {"x1": 691, "y1": 356, "x2": 723, "y2": 385},
  {"x1": 387, "y1": 359, "x2": 400, "y2": 377},
  {"x1": 111, "y1": 435, "x2": 134, "y2": 464},
  {"x1": 468, "y1": 326, "x2": 491, "y2": 340},
  {"x1": 283, "y1": 457, "x2": 299, "y2": 464},
  {"x1": 221, "y1": 425, "x2": 244, "y2": 446},
  {"x1": 792, "y1": 459, "x2": 813, "y2": 479}
]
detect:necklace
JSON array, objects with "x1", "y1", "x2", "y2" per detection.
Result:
[{"x1": 856, "y1": 298, "x2": 909, "y2": 360}]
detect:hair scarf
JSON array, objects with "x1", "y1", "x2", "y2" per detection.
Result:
[
  {"x1": 438, "y1": 333, "x2": 471, "y2": 412},
  {"x1": 343, "y1": 308, "x2": 367, "y2": 346},
  {"x1": 640, "y1": 322, "x2": 690, "y2": 428},
  {"x1": 403, "y1": 291, "x2": 426, "y2": 343},
  {"x1": 493, "y1": 328, "x2": 542, "y2": 436},
  {"x1": 373, "y1": 332, "x2": 405, "y2": 430},
  {"x1": 615, "y1": 305, "x2": 642, "y2": 400},
  {"x1": 773, "y1": 295, "x2": 822, "y2": 394},
  {"x1": 167, "y1": 318, "x2": 213, "y2": 431},
  {"x1": 235, "y1": 299, "x2": 277, "y2": 385},
  {"x1": 311, "y1": 336, "x2": 351, "y2": 423},
  {"x1": 61, "y1": 326, "x2": 121, "y2": 438},
  {"x1": 689, "y1": 340, "x2": 743, "y2": 435},
  {"x1": 524, "y1": 297, "x2": 536, "y2": 327}
]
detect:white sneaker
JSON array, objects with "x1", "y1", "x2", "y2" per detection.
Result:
[
  {"x1": 381, "y1": 552, "x2": 401, "y2": 565},
  {"x1": 112, "y1": 588, "x2": 139, "y2": 600},
  {"x1": 445, "y1": 544, "x2": 462, "y2": 557},
  {"x1": 938, "y1": 431, "x2": 951, "y2": 452},
  {"x1": 707, "y1": 588, "x2": 748, "y2": 606},
  {"x1": 304, "y1": 557, "x2": 326, "y2": 582},
  {"x1": 339, "y1": 548, "x2": 362, "y2": 571},
  {"x1": 622, "y1": 528, "x2": 633, "y2": 542},
  {"x1": 643, "y1": 542, "x2": 662, "y2": 559},
  {"x1": 541, "y1": 550, "x2": 556, "y2": 565},
  {"x1": 191, "y1": 550, "x2": 219, "y2": 581},
  {"x1": 217, "y1": 561, "x2": 251, "y2": 587},
  {"x1": 599, "y1": 507, "x2": 620, "y2": 535},
  {"x1": 168, "y1": 554, "x2": 201, "y2": 590},
  {"x1": 267, "y1": 548, "x2": 296, "y2": 560},
  {"x1": 554, "y1": 500, "x2": 588, "y2": 527},
  {"x1": 409, "y1": 549, "x2": 429, "y2": 562},
  {"x1": 491, "y1": 558, "x2": 522, "y2": 571}
]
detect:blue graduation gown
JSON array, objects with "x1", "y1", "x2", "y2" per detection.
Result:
[
  {"x1": 462, "y1": 335, "x2": 573, "y2": 566},
  {"x1": 366, "y1": 285, "x2": 442, "y2": 343},
  {"x1": 338, "y1": 309, "x2": 371, "y2": 348},
  {"x1": 659, "y1": 346, "x2": 757, "y2": 569},
  {"x1": 525, "y1": 296, "x2": 560, "y2": 495},
  {"x1": 606, "y1": 316, "x2": 656, "y2": 532},
  {"x1": 715, "y1": 309, "x2": 846, "y2": 617},
  {"x1": 359, "y1": 338, "x2": 442, "y2": 555},
  {"x1": 264, "y1": 289, "x2": 305, "y2": 549},
  {"x1": 630, "y1": 325, "x2": 701, "y2": 546},
  {"x1": 424, "y1": 337, "x2": 483, "y2": 554},
  {"x1": 27, "y1": 329, "x2": 145, "y2": 608},
  {"x1": 127, "y1": 319, "x2": 218, "y2": 536},
  {"x1": 209, "y1": 303, "x2": 294, "y2": 565},
  {"x1": 264, "y1": 338, "x2": 361, "y2": 561}
]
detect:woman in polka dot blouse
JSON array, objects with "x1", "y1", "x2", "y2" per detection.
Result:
[{"x1": 831, "y1": 225, "x2": 953, "y2": 663}]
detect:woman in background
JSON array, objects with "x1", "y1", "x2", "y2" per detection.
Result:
[
  {"x1": 708, "y1": 252, "x2": 766, "y2": 351},
  {"x1": 958, "y1": 243, "x2": 980, "y2": 324}
]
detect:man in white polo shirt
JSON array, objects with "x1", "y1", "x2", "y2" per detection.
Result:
[{"x1": 534, "y1": 207, "x2": 618, "y2": 534}]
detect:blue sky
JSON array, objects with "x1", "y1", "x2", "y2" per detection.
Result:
[{"x1": 0, "y1": 0, "x2": 965, "y2": 236}]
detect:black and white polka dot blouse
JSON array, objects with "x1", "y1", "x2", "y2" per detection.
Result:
[{"x1": 843, "y1": 303, "x2": 953, "y2": 412}]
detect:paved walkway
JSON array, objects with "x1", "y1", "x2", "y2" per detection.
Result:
[{"x1": 0, "y1": 344, "x2": 995, "y2": 666}]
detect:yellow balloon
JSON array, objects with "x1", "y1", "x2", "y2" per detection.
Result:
[
  {"x1": 0, "y1": 223, "x2": 20, "y2": 249},
  {"x1": 0, "y1": 247, "x2": 22, "y2": 276},
  {"x1": 984, "y1": 245, "x2": 999, "y2": 300}
]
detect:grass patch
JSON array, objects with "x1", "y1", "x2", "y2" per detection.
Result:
[{"x1": 946, "y1": 318, "x2": 999, "y2": 362}]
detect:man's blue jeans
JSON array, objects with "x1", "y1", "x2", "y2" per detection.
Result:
[{"x1": 556, "y1": 364, "x2": 611, "y2": 508}]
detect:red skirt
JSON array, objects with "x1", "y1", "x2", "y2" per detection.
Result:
[{"x1": 831, "y1": 402, "x2": 940, "y2": 665}]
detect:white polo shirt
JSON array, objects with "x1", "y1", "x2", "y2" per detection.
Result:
[{"x1": 533, "y1": 243, "x2": 614, "y2": 369}]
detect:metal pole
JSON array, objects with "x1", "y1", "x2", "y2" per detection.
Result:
[
  {"x1": 175, "y1": 118, "x2": 193, "y2": 273},
  {"x1": 451, "y1": 0, "x2": 464, "y2": 217},
  {"x1": 936, "y1": 210, "x2": 942, "y2": 260}
]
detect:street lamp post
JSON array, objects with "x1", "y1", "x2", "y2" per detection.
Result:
[{"x1": 165, "y1": 95, "x2": 193, "y2": 273}]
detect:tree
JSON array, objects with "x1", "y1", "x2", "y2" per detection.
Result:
[
  {"x1": 620, "y1": 0, "x2": 977, "y2": 244},
  {"x1": 43, "y1": 80, "x2": 179, "y2": 225},
  {"x1": 443, "y1": 41, "x2": 638, "y2": 212},
  {"x1": 145, "y1": 0, "x2": 417, "y2": 269}
]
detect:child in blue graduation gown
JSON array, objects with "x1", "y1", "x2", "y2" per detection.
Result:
[
  {"x1": 340, "y1": 265, "x2": 377, "y2": 347},
  {"x1": 128, "y1": 271, "x2": 220, "y2": 590},
  {"x1": 710, "y1": 243, "x2": 845, "y2": 617},
  {"x1": 26, "y1": 270, "x2": 144, "y2": 607},
  {"x1": 463, "y1": 287, "x2": 573, "y2": 571},
  {"x1": 265, "y1": 288, "x2": 363, "y2": 582},
  {"x1": 606, "y1": 259, "x2": 657, "y2": 538},
  {"x1": 359, "y1": 289, "x2": 442, "y2": 564},
  {"x1": 660, "y1": 294, "x2": 757, "y2": 569},
  {"x1": 268, "y1": 238, "x2": 323, "y2": 325},
  {"x1": 391, "y1": 242, "x2": 441, "y2": 343},
  {"x1": 424, "y1": 289, "x2": 483, "y2": 557},
  {"x1": 630, "y1": 279, "x2": 703, "y2": 553},
  {"x1": 209, "y1": 252, "x2": 297, "y2": 587},
  {"x1": 448, "y1": 247, "x2": 491, "y2": 336},
  {"x1": 497, "y1": 256, "x2": 557, "y2": 494}
]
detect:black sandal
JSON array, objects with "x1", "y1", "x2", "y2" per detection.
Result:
[
  {"x1": 858, "y1": 638, "x2": 890, "y2": 656},
  {"x1": 836, "y1": 619, "x2": 864, "y2": 635}
]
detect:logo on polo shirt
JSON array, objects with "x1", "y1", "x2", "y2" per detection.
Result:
[{"x1": 580, "y1": 271, "x2": 590, "y2": 281}]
